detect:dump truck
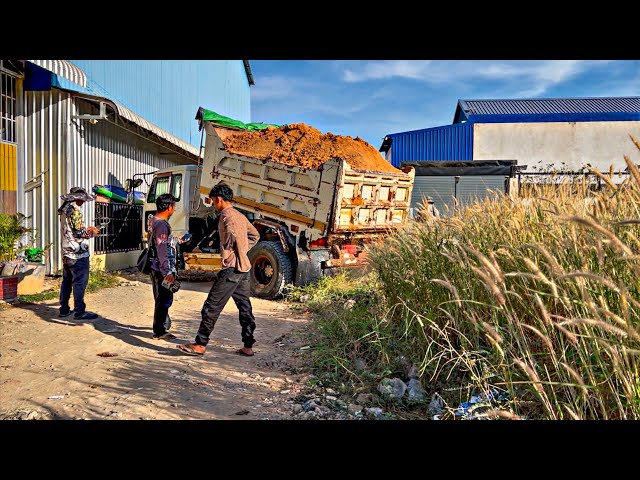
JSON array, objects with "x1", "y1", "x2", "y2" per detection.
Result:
[{"x1": 138, "y1": 108, "x2": 415, "y2": 299}]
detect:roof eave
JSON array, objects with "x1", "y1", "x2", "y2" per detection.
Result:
[
  {"x1": 243, "y1": 60, "x2": 255, "y2": 86},
  {"x1": 58, "y1": 88, "x2": 200, "y2": 161}
]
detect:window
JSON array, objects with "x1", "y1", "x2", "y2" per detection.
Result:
[
  {"x1": 172, "y1": 174, "x2": 182, "y2": 201},
  {"x1": 146, "y1": 174, "x2": 182, "y2": 203},
  {"x1": 147, "y1": 176, "x2": 171, "y2": 204},
  {"x1": 1, "y1": 71, "x2": 17, "y2": 144}
]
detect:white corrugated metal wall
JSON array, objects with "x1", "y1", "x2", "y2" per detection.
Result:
[
  {"x1": 19, "y1": 90, "x2": 195, "y2": 275},
  {"x1": 411, "y1": 175, "x2": 508, "y2": 217}
]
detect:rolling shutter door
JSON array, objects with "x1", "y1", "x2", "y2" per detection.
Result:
[
  {"x1": 411, "y1": 176, "x2": 455, "y2": 217},
  {"x1": 411, "y1": 175, "x2": 508, "y2": 216},
  {"x1": 457, "y1": 176, "x2": 507, "y2": 209}
]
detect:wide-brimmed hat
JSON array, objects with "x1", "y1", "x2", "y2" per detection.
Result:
[{"x1": 60, "y1": 186, "x2": 96, "y2": 203}]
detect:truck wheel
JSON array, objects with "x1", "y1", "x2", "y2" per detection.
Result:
[{"x1": 248, "y1": 241, "x2": 293, "y2": 299}]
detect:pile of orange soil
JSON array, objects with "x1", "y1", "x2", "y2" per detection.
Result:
[{"x1": 222, "y1": 123, "x2": 402, "y2": 174}]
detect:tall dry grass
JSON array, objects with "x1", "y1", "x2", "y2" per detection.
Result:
[{"x1": 368, "y1": 137, "x2": 640, "y2": 419}]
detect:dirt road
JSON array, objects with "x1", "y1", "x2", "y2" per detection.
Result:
[{"x1": 0, "y1": 271, "x2": 313, "y2": 420}]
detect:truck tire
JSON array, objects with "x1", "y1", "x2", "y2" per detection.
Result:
[{"x1": 248, "y1": 240, "x2": 293, "y2": 299}]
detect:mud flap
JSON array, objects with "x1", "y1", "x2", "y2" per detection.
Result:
[{"x1": 294, "y1": 248, "x2": 329, "y2": 287}]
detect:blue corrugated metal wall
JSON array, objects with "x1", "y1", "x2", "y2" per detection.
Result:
[
  {"x1": 389, "y1": 123, "x2": 473, "y2": 167},
  {"x1": 69, "y1": 60, "x2": 251, "y2": 149}
]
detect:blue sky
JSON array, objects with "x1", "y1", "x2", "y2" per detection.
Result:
[{"x1": 249, "y1": 60, "x2": 640, "y2": 151}]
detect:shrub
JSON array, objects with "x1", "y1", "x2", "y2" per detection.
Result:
[{"x1": 0, "y1": 213, "x2": 33, "y2": 265}]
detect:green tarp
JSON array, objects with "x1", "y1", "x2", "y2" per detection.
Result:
[{"x1": 196, "y1": 107, "x2": 280, "y2": 131}]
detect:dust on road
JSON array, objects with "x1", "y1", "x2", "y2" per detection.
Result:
[{"x1": 0, "y1": 272, "x2": 313, "y2": 420}]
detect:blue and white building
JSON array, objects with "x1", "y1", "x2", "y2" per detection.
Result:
[
  {"x1": 0, "y1": 60, "x2": 254, "y2": 274},
  {"x1": 380, "y1": 97, "x2": 640, "y2": 215}
]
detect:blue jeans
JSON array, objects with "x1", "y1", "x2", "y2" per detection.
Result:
[{"x1": 59, "y1": 256, "x2": 90, "y2": 316}]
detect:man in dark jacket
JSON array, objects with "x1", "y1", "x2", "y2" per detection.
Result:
[{"x1": 147, "y1": 193, "x2": 179, "y2": 340}]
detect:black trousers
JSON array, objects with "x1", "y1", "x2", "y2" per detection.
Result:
[
  {"x1": 151, "y1": 269, "x2": 173, "y2": 336},
  {"x1": 196, "y1": 268, "x2": 256, "y2": 348}
]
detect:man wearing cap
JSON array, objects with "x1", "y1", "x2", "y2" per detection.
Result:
[
  {"x1": 425, "y1": 196, "x2": 440, "y2": 219},
  {"x1": 57, "y1": 187, "x2": 100, "y2": 320},
  {"x1": 415, "y1": 196, "x2": 440, "y2": 223}
]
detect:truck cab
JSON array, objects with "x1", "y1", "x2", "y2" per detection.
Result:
[
  {"x1": 141, "y1": 164, "x2": 226, "y2": 278},
  {"x1": 142, "y1": 165, "x2": 201, "y2": 244}
]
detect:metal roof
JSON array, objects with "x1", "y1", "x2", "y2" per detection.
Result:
[
  {"x1": 46, "y1": 67, "x2": 201, "y2": 159},
  {"x1": 26, "y1": 60, "x2": 87, "y2": 88},
  {"x1": 61, "y1": 89, "x2": 200, "y2": 159},
  {"x1": 453, "y1": 97, "x2": 640, "y2": 123},
  {"x1": 401, "y1": 160, "x2": 517, "y2": 176},
  {"x1": 243, "y1": 60, "x2": 255, "y2": 85},
  {"x1": 111, "y1": 99, "x2": 200, "y2": 158}
]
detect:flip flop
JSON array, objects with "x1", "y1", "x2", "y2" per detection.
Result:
[
  {"x1": 153, "y1": 333, "x2": 177, "y2": 341},
  {"x1": 178, "y1": 344, "x2": 205, "y2": 356},
  {"x1": 235, "y1": 348, "x2": 255, "y2": 357}
]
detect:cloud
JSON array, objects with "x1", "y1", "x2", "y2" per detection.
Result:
[
  {"x1": 583, "y1": 64, "x2": 640, "y2": 96},
  {"x1": 476, "y1": 61, "x2": 582, "y2": 81},
  {"x1": 341, "y1": 60, "x2": 614, "y2": 97},
  {"x1": 252, "y1": 74, "x2": 394, "y2": 119},
  {"x1": 249, "y1": 60, "x2": 636, "y2": 153},
  {"x1": 250, "y1": 75, "x2": 314, "y2": 100},
  {"x1": 344, "y1": 61, "x2": 433, "y2": 82},
  {"x1": 477, "y1": 60, "x2": 614, "y2": 96}
]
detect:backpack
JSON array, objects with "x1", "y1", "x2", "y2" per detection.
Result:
[{"x1": 136, "y1": 223, "x2": 157, "y2": 274}]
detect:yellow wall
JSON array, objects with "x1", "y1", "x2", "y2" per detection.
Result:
[
  {"x1": 0, "y1": 143, "x2": 17, "y2": 191},
  {"x1": 92, "y1": 250, "x2": 142, "y2": 272},
  {"x1": 0, "y1": 142, "x2": 17, "y2": 214}
]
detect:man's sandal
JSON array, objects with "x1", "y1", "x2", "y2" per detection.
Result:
[
  {"x1": 178, "y1": 344, "x2": 205, "y2": 356},
  {"x1": 234, "y1": 348, "x2": 255, "y2": 357}
]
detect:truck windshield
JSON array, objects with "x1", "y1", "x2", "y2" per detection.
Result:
[{"x1": 147, "y1": 174, "x2": 182, "y2": 203}]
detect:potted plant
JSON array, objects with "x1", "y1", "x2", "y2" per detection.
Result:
[
  {"x1": 0, "y1": 213, "x2": 33, "y2": 302},
  {"x1": 16, "y1": 245, "x2": 50, "y2": 295}
]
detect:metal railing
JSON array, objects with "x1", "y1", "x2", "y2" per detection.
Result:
[
  {"x1": 94, "y1": 202, "x2": 143, "y2": 254},
  {"x1": 517, "y1": 170, "x2": 631, "y2": 197}
]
